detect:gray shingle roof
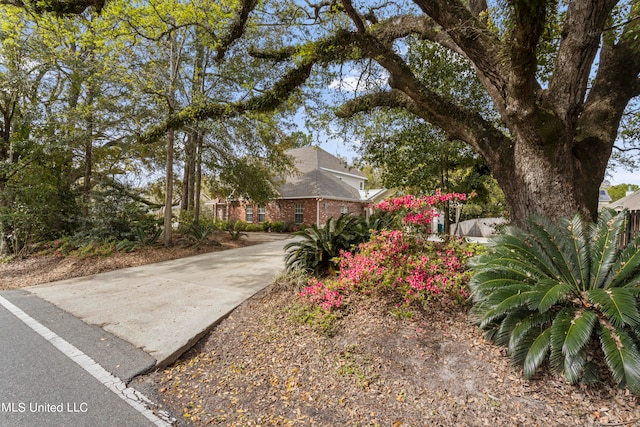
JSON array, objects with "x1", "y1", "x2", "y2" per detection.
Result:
[
  {"x1": 285, "y1": 147, "x2": 366, "y2": 178},
  {"x1": 278, "y1": 147, "x2": 365, "y2": 201},
  {"x1": 608, "y1": 189, "x2": 640, "y2": 211}
]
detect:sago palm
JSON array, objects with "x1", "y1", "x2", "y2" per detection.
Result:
[
  {"x1": 284, "y1": 214, "x2": 367, "y2": 276},
  {"x1": 469, "y1": 209, "x2": 640, "y2": 393}
]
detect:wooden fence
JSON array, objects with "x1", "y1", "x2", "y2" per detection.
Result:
[{"x1": 622, "y1": 210, "x2": 640, "y2": 248}]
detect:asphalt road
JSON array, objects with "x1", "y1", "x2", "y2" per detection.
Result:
[{"x1": 0, "y1": 291, "x2": 173, "y2": 427}]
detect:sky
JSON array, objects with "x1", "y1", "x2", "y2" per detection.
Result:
[{"x1": 607, "y1": 167, "x2": 640, "y2": 187}]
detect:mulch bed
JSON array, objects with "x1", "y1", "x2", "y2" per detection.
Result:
[{"x1": 136, "y1": 279, "x2": 640, "y2": 427}]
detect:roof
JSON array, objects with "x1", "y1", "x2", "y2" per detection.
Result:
[
  {"x1": 278, "y1": 147, "x2": 369, "y2": 201},
  {"x1": 286, "y1": 147, "x2": 366, "y2": 178},
  {"x1": 599, "y1": 189, "x2": 612, "y2": 203},
  {"x1": 279, "y1": 169, "x2": 364, "y2": 200},
  {"x1": 608, "y1": 189, "x2": 640, "y2": 211}
]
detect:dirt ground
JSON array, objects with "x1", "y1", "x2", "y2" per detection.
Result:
[
  {"x1": 133, "y1": 281, "x2": 640, "y2": 427},
  {"x1": 3, "y1": 233, "x2": 640, "y2": 426}
]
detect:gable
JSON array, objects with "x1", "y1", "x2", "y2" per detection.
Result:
[
  {"x1": 287, "y1": 146, "x2": 366, "y2": 179},
  {"x1": 278, "y1": 146, "x2": 378, "y2": 202},
  {"x1": 278, "y1": 169, "x2": 362, "y2": 200}
]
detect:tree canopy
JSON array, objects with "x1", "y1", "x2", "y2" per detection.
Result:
[
  {"x1": 2, "y1": 0, "x2": 639, "y2": 237},
  {"x1": 127, "y1": 0, "x2": 640, "y2": 226}
]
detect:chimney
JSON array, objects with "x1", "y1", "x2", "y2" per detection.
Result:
[{"x1": 627, "y1": 185, "x2": 634, "y2": 197}]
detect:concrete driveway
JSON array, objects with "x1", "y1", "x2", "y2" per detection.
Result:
[{"x1": 26, "y1": 235, "x2": 293, "y2": 368}]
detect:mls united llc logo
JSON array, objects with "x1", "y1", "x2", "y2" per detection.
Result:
[{"x1": 1, "y1": 402, "x2": 88, "y2": 413}]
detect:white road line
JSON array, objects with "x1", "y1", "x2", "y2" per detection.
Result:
[{"x1": 0, "y1": 295, "x2": 174, "y2": 427}]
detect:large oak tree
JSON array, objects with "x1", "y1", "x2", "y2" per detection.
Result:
[
  {"x1": 328, "y1": 0, "x2": 640, "y2": 225},
  {"x1": 140, "y1": 0, "x2": 639, "y2": 226},
  {"x1": 13, "y1": 0, "x2": 639, "y2": 227}
]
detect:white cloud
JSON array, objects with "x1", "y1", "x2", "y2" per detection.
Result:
[{"x1": 328, "y1": 71, "x2": 389, "y2": 93}]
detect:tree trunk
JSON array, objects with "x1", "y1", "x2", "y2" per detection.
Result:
[
  {"x1": 0, "y1": 108, "x2": 12, "y2": 202},
  {"x1": 82, "y1": 138, "x2": 92, "y2": 222},
  {"x1": 82, "y1": 86, "x2": 95, "y2": 226},
  {"x1": 181, "y1": 131, "x2": 196, "y2": 213},
  {"x1": 488, "y1": 116, "x2": 606, "y2": 226},
  {"x1": 163, "y1": 28, "x2": 181, "y2": 247},
  {"x1": 163, "y1": 126, "x2": 174, "y2": 247},
  {"x1": 182, "y1": 29, "x2": 206, "y2": 222},
  {"x1": 193, "y1": 132, "x2": 203, "y2": 225}
]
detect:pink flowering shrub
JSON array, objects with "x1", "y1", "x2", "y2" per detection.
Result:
[
  {"x1": 375, "y1": 190, "x2": 467, "y2": 230},
  {"x1": 300, "y1": 229, "x2": 483, "y2": 312}
]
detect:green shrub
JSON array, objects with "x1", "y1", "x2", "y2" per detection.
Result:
[
  {"x1": 184, "y1": 222, "x2": 218, "y2": 245},
  {"x1": 233, "y1": 220, "x2": 248, "y2": 231},
  {"x1": 223, "y1": 219, "x2": 248, "y2": 240},
  {"x1": 284, "y1": 214, "x2": 370, "y2": 276},
  {"x1": 261, "y1": 221, "x2": 272, "y2": 232},
  {"x1": 245, "y1": 223, "x2": 263, "y2": 232},
  {"x1": 271, "y1": 222, "x2": 284, "y2": 233},
  {"x1": 214, "y1": 220, "x2": 228, "y2": 231},
  {"x1": 469, "y1": 209, "x2": 640, "y2": 393},
  {"x1": 72, "y1": 241, "x2": 115, "y2": 259}
]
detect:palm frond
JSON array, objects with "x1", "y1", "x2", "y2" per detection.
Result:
[
  {"x1": 589, "y1": 209, "x2": 626, "y2": 289},
  {"x1": 478, "y1": 282, "x2": 531, "y2": 306},
  {"x1": 477, "y1": 306, "x2": 509, "y2": 330},
  {"x1": 599, "y1": 326, "x2": 640, "y2": 394},
  {"x1": 560, "y1": 214, "x2": 591, "y2": 291},
  {"x1": 496, "y1": 311, "x2": 528, "y2": 347},
  {"x1": 468, "y1": 271, "x2": 524, "y2": 297},
  {"x1": 508, "y1": 311, "x2": 554, "y2": 352},
  {"x1": 509, "y1": 327, "x2": 541, "y2": 366},
  {"x1": 523, "y1": 328, "x2": 552, "y2": 379},
  {"x1": 527, "y1": 214, "x2": 581, "y2": 286},
  {"x1": 589, "y1": 288, "x2": 640, "y2": 328},
  {"x1": 483, "y1": 283, "x2": 535, "y2": 311},
  {"x1": 549, "y1": 307, "x2": 575, "y2": 371},
  {"x1": 562, "y1": 310, "x2": 597, "y2": 357},
  {"x1": 535, "y1": 281, "x2": 575, "y2": 313},
  {"x1": 604, "y1": 235, "x2": 640, "y2": 289},
  {"x1": 486, "y1": 232, "x2": 558, "y2": 281},
  {"x1": 563, "y1": 347, "x2": 588, "y2": 384}
]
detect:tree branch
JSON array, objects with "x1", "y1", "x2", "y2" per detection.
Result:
[
  {"x1": 369, "y1": 14, "x2": 462, "y2": 55},
  {"x1": 469, "y1": 0, "x2": 488, "y2": 22},
  {"x1": 411, "y1": 0, "x2": 506, "y2": 109},
  {"x1": 546, "y1": 0, "x2": 618, "y2": 122},
  {"x1": 215, "y1": 0, "x2": 259, "y2": 62},
  {"x1": 335, "y1": 90, "x2": 414, "y2": 118},
  {"x1": 505, "y1": 0, "x2": 548, "y2": 113},
  {"x1": 340, "y1": 0, "x2": 367, "y2": 33},
  {"x1": 575, "y1": 18, "x2": 640, "y2": 184},
  {"x1": 336, "y1": 88, "x2": 509, "y2": 169},
  {"x1": 613, "y1": 144, "x2": 640, "y2": 153},
  {"x1": 138, "y1": 61, "x2": 313, "y2": 145},
  {"x1": 0, "y1": 0, "x2": 105, "y2": 14},
  {"x1": 248, "y1": 46, "x2": 296, "y2": 62}
]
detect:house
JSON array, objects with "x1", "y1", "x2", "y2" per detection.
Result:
[
  {"x1": 607, "y1": 187, "x2": 640, "y2": 212},
  {"x1": 209, "y1": 146, "x2": 389, "y2": 227},
  {"x1": 598, "y1": 188, "x2": 613, "y2": 209}
]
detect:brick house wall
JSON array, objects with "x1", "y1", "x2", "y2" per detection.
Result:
[{"x1": 220, "y1": 198, "x2": 367, "y2": 227}]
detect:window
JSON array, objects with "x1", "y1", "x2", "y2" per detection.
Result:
[
  {"x1": 359, "y1": 181, "x2": 364, "y2": 190},
  {"x1": 216, "y1": 206, "x2": 227, "y2": 221},
  {"x1": 294, "y1": 203, "x2": 304, "y2": 224},
  {"x1": 246, "y1": 206, "x2": 253, "y2": 222},
  {"x1": 258, "y1": 206, "x2": 266, "y2": 223},
  {"x1": 340, "y1": 206, "x2": 349, "y2": 215}
]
